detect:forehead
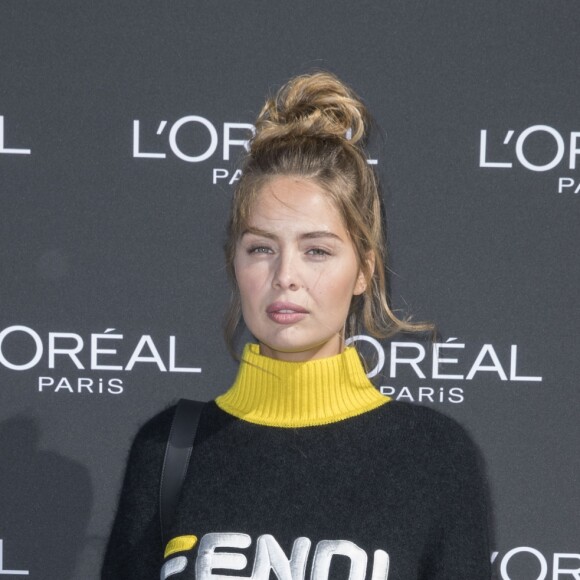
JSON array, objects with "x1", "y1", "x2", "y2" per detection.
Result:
[{"x1": 247, "y1": 176, "x2": 344, "y2": 230}]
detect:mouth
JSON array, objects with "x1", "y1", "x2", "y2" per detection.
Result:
[{"x1": 266, "y1": 301, "x2": 309, "y2": 324}]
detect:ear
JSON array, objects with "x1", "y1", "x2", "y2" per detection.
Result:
[{"x1": 353, "y1": 251, "x2": 375, "y2": 296}]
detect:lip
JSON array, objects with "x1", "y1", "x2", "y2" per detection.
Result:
[{"x1": 266, "y1": 301, "x2": 309, "y2": 325}]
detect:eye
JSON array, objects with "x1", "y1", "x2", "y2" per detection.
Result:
[
  {"x1": 247, "y1": 245, "x2": 274, "y2": 255},
  {"x1": 306, "y1": 247, "x2": 331, "y2": 257}
]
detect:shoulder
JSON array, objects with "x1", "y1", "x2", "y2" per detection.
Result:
[
  {"x1": 372, "y1": 401, "x2": 483, "y2": 467},
  {"x1": 132, "y1": 404, "x2": 176, "y2": 447},
  {"x1": 379, "y1": 399, "x2": 476, "y2": 437},
  {"x1": 129, "y1": 400, "x2": 218, "y2": 456},
  {"x1": 121, "y1": 405, "x2": 179, "y2": 479}
]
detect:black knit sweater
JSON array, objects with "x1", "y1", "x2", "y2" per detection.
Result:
[{"x1": 101, "y1": 400, "x2": 491, "y2": 579}]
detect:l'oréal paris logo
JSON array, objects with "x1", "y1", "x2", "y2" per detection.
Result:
[
  {"x1": 479, "y1": 125, "x2": 580, "y2": 194},
  {"x1": 346, "y1": 335, "x2": 542, "y2": 405},
  {"x1": 132, "y1": 116, "x2": 378, "y2": 186},
  {"x1": 0, "y1": 325, "x2": 201, "y2": 395},
  {"x1": 132, "y1": 116, "x2": 254, "y2": 185},
  {"x1": 491, "y1": 546, "x2": 580, "y2": 580}
]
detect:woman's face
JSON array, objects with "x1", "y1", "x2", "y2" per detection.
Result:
[{"x1": 234, "y1": 175, "x2": 367, "y2": 362}]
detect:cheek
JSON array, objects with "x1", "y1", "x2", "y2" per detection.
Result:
[
  {"x1": 312, "y1": 265, "x2": 360, "y2": 304},
  {"x1": 234, "y1": 261, "x2": 269, "y2": 303}
]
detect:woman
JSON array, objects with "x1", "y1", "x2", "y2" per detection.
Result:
[{"x1": 102, "y1": 72, "x2": 490, "y2": 579}]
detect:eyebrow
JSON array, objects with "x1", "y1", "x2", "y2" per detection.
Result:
[{"x1": 241, "y1": 227, "x2": 344, "y2": 242}]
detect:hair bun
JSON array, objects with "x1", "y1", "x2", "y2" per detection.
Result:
[{"x1": 252, "y1": 72, "x2": 369, "y2": 149}]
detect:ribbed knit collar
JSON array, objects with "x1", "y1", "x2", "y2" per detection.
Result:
[{"x1": 215, "y1": 343, "x2": 390, "y2": 428}]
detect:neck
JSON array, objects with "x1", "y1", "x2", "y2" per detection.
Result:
[{"x1": 215, "y1": 343, "x2": 390, "y2": 428}]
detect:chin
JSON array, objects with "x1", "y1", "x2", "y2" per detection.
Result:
[{"x1": 259, "y1": 336, "x2": 342, "y2": 361}]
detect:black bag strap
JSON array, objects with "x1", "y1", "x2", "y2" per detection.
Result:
[{"x1": 159, "y1": 398, "x2": 205, "y2": 547}]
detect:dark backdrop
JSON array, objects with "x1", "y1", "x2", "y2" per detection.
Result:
[{"x1": 1, "y1": 2, "x2": 579, "y2": 578}]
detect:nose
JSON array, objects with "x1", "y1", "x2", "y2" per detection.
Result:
[{"x1": 272, "y1": 250, "x2": 301, "y2": 291}]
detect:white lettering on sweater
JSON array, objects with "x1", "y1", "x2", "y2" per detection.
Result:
[{"x1": 162, "y1": 532, "x2": 390, "y2": 580}]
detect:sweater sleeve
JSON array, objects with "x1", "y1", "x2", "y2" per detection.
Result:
[
  {"x1": 101, "y1": 406, "x2": 175, "y2": 580},
  {"x1": 420, "y1": 415, "x2": 492, "y2": 580}
]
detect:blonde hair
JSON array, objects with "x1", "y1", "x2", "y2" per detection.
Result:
[{"x1": 224, "y1": 72, "x2": 432, "y2": 353}]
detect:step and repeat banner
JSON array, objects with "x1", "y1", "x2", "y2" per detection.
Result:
[{"x1": 1, "y1": 2, "x2": 579, "y2": 578}]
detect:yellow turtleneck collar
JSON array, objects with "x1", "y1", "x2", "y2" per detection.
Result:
[{"x1": 215, "y1": 343, "x2": 390, "y2": 428}]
